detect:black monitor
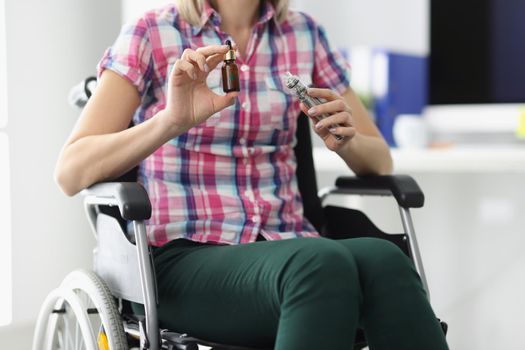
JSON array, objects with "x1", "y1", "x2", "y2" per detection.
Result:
[{"x1": 430, "y1": 0, "x2": 525, "y2": 105}]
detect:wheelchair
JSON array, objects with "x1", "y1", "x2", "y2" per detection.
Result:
[{"x1": 33, "y1": 79, "x2": 447, "y2": 350}]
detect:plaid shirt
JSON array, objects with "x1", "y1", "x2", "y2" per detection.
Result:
[{"x1": 98, "y1": 1, "x2": 351, "y2": 246}]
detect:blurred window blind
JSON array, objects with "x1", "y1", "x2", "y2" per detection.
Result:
[{"x1": 0, "y1": 0, "x2": 12, "y2": 327}]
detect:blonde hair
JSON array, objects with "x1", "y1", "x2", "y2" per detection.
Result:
[{"x1": 175, "y1": 0, "x2": 290, "y2": 26}]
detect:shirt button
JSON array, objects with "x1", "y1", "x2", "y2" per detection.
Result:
[
  {"x1": 240, "y1": 64, "x2": 249, "y2": 72},
  {"x1": 243, "y1": 158, "x2": 249, "y2": 165},
  {"x1": 252, "y1": 216, "x2": 260, "y2": 223},
  {"x1": 241, "y1": 102, "x2": 250, "y2": 111},
  {"x1": 239, "y1": 137, "x2": 246, "y2": 145}
]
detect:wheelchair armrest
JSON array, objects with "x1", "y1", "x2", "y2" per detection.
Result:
[
  {"x1": 321, "y1": 175, "x2": 424, "y2": 208},
  {"x1": 82, "y1": 182, "x2": 152, "y2": 220}
]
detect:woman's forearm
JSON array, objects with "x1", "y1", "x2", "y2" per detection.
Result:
[
  {"x1": 55, "y1": 111, "x2": 182, "y2": 196},
  {"x1": 55, "y1": 44, "x2": 237, "y2": 197},
  {"x1": 336, "y1": 133, "x2": 393, "y2": 176}
]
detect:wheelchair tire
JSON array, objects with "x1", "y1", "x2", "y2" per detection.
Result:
[{"x1": 33, "y1": 269, "x2": 127, "y2": 350}]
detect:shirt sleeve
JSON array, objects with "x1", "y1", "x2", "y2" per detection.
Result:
[
  {"x1": 311, "y1": 23, "x2": 351, "y2": 95},
  {"x1": 97, "y1": 16, "x2": 153, "y2": 97}
]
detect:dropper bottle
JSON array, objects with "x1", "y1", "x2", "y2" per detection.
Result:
[{"x1": 222, "y1": 40, "x2": 240, "y2": 93}]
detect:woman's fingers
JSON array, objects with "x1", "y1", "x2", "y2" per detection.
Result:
[
  {"x1": 300, "y1": 91, "x2": 357, "y2": 148},
  {"x1": 173, "y1": 59, "x2": 198, "y2": 80},
  {"x1": 307, "y1": 87, "x2": 341, "y2": 101},
  {"x1": 324, "y1": 124, "x2": 356, "y2": 138},
  {"x1": 211, "y1": 91, "x2": 239, "y2": 111},
  {"x1": 182, "y1": 44, "x2": 229, "y2": 73},
  {"x1": 315, "y1": 112, "x2": 353, "y2": 130},
  {"x1": 307, "y1": 99, "x2": 350, "y2": 118},
  {"x1": 174, "y1": 47, "x2": 228, "y2": 82},
  {"x1": 196, "y1": 44, "x2": 230, "y2": 57},
  {"x1": 206, "y1": 53, "x2": 225, "y2": 71},
  {"x1": 179, "y1": 45, "x2": 233, "y2": 82},
  {"x1": 299, "y1": 102, "x2": 313, "y2": 118},
  {"x1": 316, "y1": 112, "x2": 355, "y2": 140},
  {"x1": 182, "y1": 49, "x2": 208, "y2": 73},
  {"x1": 306, "y1": 108, "x2": 356, "y2": 141}
]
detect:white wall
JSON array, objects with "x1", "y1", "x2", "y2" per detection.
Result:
[
  {"x1": 122, "y1": 0, "x2": 173, "y2": 23},
  {"x1": 0, "y1": 0, "x2": 121, "y2": 347},
  {"x1": 293, "y1": 0, "x2": 429, "y2": 55},
  {"x1": 0, "y1": 0, "x2": 12, "y2": 328},
  {"x1": 0, "y1": 0, "x2": 7, "y2": 128},
  {"x1": 122, "y1": 0, "x2": 429, "y2": 55}
]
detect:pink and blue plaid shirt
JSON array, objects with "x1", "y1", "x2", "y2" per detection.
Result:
[{"x1": 98, "y1": 1, "x2": 351, "y2": 247}]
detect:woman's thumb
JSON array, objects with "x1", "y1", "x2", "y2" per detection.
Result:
[{"x1": 213, "y1": 92, "x2": 239, "y2": 111}]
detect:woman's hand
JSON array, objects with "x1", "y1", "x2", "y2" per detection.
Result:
[
  {"x1": 300, "y1": 88, "x2": 356, "y2": 152},
  {"x1": 161, "y1": 44, "x2": 239, "y2": 133}
]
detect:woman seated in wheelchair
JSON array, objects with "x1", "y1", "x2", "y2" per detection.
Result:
[{"x1": 55, "y1": 0, "x2": 448, "y2": 349}]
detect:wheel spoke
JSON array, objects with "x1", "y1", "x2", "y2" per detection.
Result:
[
  {"x1": 75, "y1": 317, "x2": 80, "y2": 350},
  {"x1": 36, "y1": 270, "x2": 127, "y2": 350},
  {"x1": 63, "y1": 310, "x2": 75, "y2": 350},
  {"x1": 78, "y1": 288, "x2": 103, "y2": 348}
]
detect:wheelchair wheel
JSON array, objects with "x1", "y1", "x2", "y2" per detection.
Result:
[{"x1": 33, "y1": 269, "x2": 127, "y2": 350}]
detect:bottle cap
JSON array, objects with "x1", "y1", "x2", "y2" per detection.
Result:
[{"x1": 225, "y1": 40, "x2": 236, "y2": 61}]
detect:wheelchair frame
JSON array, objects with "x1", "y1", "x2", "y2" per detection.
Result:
[
  {"x1": 32, "y1": 174, "x2": 432, "y2": 350},
  {"x1": 79, "y1": 175, "x2": 429, "y2": 350}
]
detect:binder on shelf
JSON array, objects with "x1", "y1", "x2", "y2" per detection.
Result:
[{"x1": 372, "y1": 51, "x2": 428, "y2": 146}]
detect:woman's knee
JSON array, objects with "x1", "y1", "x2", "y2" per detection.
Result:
[
  {"x1": 279, "y1": 238, "x2": 359, "y2": 295},
  {"x1": 293, "y1": 238, "x2": 356, "y2": 270},
  {"x1": 345, "y1": 237, "x2": 417, "y2": 282}
]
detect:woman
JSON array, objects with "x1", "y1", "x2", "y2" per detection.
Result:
[{"x1": 55, "y1": 0, "x2": 448, "y2": 349}]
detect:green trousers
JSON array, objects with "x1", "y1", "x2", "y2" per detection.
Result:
[{"x1": 151, "y1": 237, "x2": 448, "y2": 350}]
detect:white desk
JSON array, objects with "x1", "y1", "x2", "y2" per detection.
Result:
[{"x1": 313, "y1": 147, "x2": 525, "y2": 174}]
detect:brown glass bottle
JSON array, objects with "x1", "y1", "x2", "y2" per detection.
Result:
[{"x1": 222, "y1": 40, "x2": 240, "y2": 92}]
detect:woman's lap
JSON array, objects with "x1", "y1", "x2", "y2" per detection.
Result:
[
  {"x1": 153, "y1": 237, "x2": 361, "y2": 348},
  {"x1": 151, "y1": 236, "x2": 448, "y2": 349}
]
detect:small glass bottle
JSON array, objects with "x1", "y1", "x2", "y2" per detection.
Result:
[{"x1": 222, "y1": 40, "x2": 240, "y2": 93}]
